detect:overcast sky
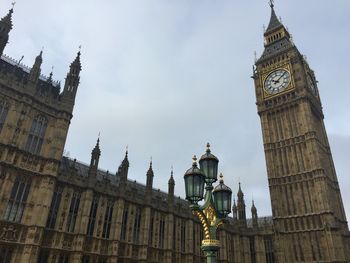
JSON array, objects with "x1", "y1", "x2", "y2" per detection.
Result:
[{"x1": 3, "y1": 0, "x2": 350, "y2": 218}]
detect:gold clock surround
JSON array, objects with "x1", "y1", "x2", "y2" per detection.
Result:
[{"x1": 261, "y1": 64, "x2": 295, "y2": 99}]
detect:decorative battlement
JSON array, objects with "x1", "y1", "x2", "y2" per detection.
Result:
[{"x1": 1, "y1": 54, "x2": 60, "y2": 86}]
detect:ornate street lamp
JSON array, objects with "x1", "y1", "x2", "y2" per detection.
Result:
[
  {"x1": 184, "y1": 143, "x2": 232, "y2": 263},
  {"x1": 184, "y1": 155, "x2": 206, "y2": 204}
]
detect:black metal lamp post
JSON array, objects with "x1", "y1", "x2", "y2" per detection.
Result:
[{"x1": 184, "y1": 143, "x2": 232, "y2": 263}]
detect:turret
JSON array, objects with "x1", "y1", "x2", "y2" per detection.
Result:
[
  {"x1": 118, "y1": 149, "x2": 129, "y2": 184},
  {"x1": 28, "y1": 50, "x2": 43, "y2": 85},
  {"x1": 144, "y1": 159, "x2": 154, "y2": 204},
  {"x1": 237, "y1": 182, "x2": 247, "y2": 228},
  {"x1": 0, "y1": 6, "x2": 14, "y2": 56},
  {"x1": 251, "y1": 200, "x2": 258, "y2": 229},
  {"x1": 168, "y1": 167, "x2": 175, "y2": 206},
  {"x1": 232, "y1": 199, "x2": 237, "y2": 223},
  {"x1": 146, "y1": 160, "x2": 154, "y2": 191},
  {"x1": 62, "y1": 50, "x2": 81, "y2": 106},
  {"x1": 88, "y1": 137, "x2": 101, "y2": 177}
]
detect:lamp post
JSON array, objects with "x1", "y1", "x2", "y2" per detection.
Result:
[{"x1": 184, "y1": 143, "x2": 232, "y2": 263}]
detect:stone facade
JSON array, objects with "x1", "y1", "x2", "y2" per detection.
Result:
[
  {"x1": 252, "y1": 4, "x2": 350, "y2": 263},
  {"x1": 0, "y1": 3, "x2": 349, "y2": 263}
]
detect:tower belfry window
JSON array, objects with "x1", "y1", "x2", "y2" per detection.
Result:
[
  {"x1": 0, "y1": 98, "x2": 9, "y2": 132},
  {"x1": 25, "y1": 115, "x2": 48, "y2": 154}
]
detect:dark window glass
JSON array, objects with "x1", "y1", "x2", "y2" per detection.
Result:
[
  {"x1": 264, "y1": 236, "x2": 275, "y2": 263},
  {"x1": 0, "y1": 246, "x2": 13, "y2": 263},
  {"x1": 81, "y1": 255, "x2": 89, "y2": 263},
  {"x1": 46, "y1": 186, "x2": 63, "y2": 229},
  {"x1": 102, "y1": 200, "x2": 113, "y2": 239},
  {"x1": 86, "y1": 196, "x2": 99, "y2": 236},
  {"x1": 159, "y1": 215, "x2": 165, "y2": 248},
  {"x1": 3, "y1": 178, "x2": 31, "y2": 222},
  {"x1": 25, "y1": 115, "x2": 47, "y2": 154},
  {"x1": 58, "y1": 254, "x2": 69, "y2": 263},
  {"x1": 120, "y1": 205, "x2": 128, "y2": 241},
  {"x1": 250, "y1": 236, "x2": 256, "y2": 263},
  {"x1": 148, "y1": 214, "x2": 154, "y2": 246},
  {"x1": 173, "y1": 222, "x2": 176, "y2": 250},
  {"x1": 66, "y1": 192, "x2": 81, "y2": 233},
  {"x1": 133, "y1": 207, "x2": 141, "y2": 244},
  {"x1": 181, "y1": 221, "x2": 186, "y2": 253},
  {"x1": 37, "y1": 249, "x2": 49, "y2": 263},
  {"x1": 0, "y1": 99, "x2": 9, "y2": 132}
]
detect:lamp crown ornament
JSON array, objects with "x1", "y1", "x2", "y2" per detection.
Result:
[
  {"x1": 192, "y1": 155, "x2": 198, "y2": 165},
  {"x1": 206, "y1": 142, "x2": 211, "y2": 153}
]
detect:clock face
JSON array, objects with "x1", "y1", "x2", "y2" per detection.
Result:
[
  {"x1": 264, "y1": 69, "x2": 291, "y2": 95},
  {"x1": 307, "y1": 73, "x2": 317, "y2": 95}
]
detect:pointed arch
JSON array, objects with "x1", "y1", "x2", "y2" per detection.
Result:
[{"x1": 25, "y1": 115, "x2": 48, "y2": 154}]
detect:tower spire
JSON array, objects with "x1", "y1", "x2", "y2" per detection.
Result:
[
  {"x1": 28, "y1": 49, "x2": 43, "y2": 85},
  {"x1": 237, "y1": 182, "x2": 246, "y2": 228},
  {"x1": 62, "y1": 48, "x2": 82, "y2": 106},
  {"x1": 168, "y1": 166, "x2": 175, "y2": 206},
  {"x1": 251, "y1": 200, "x2": 258, "y2": 228},
  {"x1": 168, "y1": 166, "x2": 175, "y2": 193},
  {"x1": 146, "y1": 158, "x2": 154, "y2": 190},
  {"x1": 88, "y1": 136, "x2": 101, "y2": 178},
  {"x1": 265, "y1": 1, "x2": 283, "y2": 34},
  {"x1": 0, "y1": 6, "x2": 14, "y2": 55}
]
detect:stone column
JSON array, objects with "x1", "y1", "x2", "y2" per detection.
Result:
[
  {"x1": 109, "y1": 198, "x2": 125, "y2": 263},
  {"x1": 186, "y1": 219, "x2": 194, "y2": 263},
  {"x1": 19, "y1": 176, "x2": 55, "y2": 263},
  {"x1": 139, "y1": 206, "x2": 151, "y2": 262},
  {"x1": 164, "y1": 213, "x2": 174, "y2": 263}
]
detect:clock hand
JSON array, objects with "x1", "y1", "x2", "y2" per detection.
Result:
[{"x1": 276, "y1": 71, "x2": 287, "y2": 82}]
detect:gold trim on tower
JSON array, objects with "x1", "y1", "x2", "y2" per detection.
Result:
[{"x1": 261, "y1": 63, "x2": 295, "y2": 99}]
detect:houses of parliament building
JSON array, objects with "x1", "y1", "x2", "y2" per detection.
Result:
[{"x1": 0, "y1": 2, "x2": 349, "y2": 263}]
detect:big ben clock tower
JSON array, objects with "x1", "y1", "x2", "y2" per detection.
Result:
[{"x1": 253, "y1": 2, "x2": 350, "y2": 262}]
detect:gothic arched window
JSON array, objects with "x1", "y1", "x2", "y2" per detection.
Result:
[
  {"x1": 3, "y1": 177, "x2": 31, "y2": 223},
  {"x1": 0, "y1": 98, "x2": 9, "y2": 132},
  {"x1": 66, "y1": 191, "x2": 81, "y2": 233},
  {"x1": 25, "y1": 115, "x2": 48, "y2": 154},
  {"x1": 102, "y1": 200, "x2": 114, "y2": 239},
  {"x1": 86, "y1": 196, "x2": 99, "y2": 236},
  {"x1": 46, "y1": 185, "x2": 63, "y2": 229}
]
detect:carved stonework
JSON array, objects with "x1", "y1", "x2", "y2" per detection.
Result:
[{"x1": 0, "y1": 224, "x2": 17, "y2": 241}]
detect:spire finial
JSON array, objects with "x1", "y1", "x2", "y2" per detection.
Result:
[
  {"x1": 192, "y1": 155, "x2": 197, "y2": 165},
  {"x1": 219, "y1": 172, "x2": 224, "y2": 183},
  {"x1": 11, "y1": 2, "x2": 16, "y2": 9},
  {"x1": 269, "y1": 0, "x2": 274, "y2": 8},
  {"x1": 150, "y1": 156, "x2": 152, "y2": 167},
  {"x1": 206, "y1": 142, "x2": 211, "y2": 153},
  {"x1": 97, "y1": 132, "x2": 100, "y2": 145},
  {"x1": 48, "y1": 66, "x2": 54, "y2": 82},
  {"x1": 171, "y1": 165, "x2": 174, "y2": 177},
  {"x1": 125, "y1": 145, "x2": 128, "y2": 156},
  {"x1": 39, "y1": 47, "x2": 44, "y2": 57}
]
